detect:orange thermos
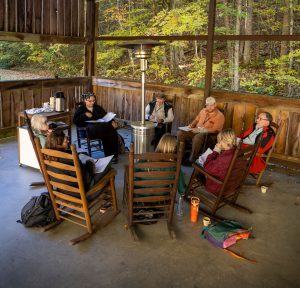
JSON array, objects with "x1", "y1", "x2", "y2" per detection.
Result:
[{"x1": 190, "y1": 197, "x2": 200, "y2": 223}]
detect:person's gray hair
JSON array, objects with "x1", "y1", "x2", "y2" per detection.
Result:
[{"x1": 31, "y1": 114, "x2": 47, "y2": 133}]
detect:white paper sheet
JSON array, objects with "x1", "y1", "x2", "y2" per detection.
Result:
[
  {"x1": 197, "y1": 148, "x2": 213, "y2": 167},
  {"x1": 79, "y1": 154, "x2": 114, "y2": 173},
  {"x1": 85, "y1": 112, "x2": 116, "y2": 123}
]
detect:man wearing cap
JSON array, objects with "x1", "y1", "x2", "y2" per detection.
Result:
[
  {"x1": 177, "y1": 96, "x2": 225, "y2": 163},
  {"x1": 145, "y1": 93, "x2": 174, "y2": 147}
]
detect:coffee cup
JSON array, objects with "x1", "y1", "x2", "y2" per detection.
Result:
[
  {"x1": 203, "y1": 217, "x2": 211, "y2": 227},
  {"x1": 261, "y1": 186, "x2": 268, "y2": 194}
]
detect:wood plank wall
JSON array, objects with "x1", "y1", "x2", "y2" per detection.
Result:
[
  {"x1": 0, "y1": 0, "x2": 85, "y2": 36},
  {"x1": 92, "y1": 77, "x2": 300, "y2": 163},
  {"x1": 0, "y1": 77, "x2": 92, "y2": 137}
]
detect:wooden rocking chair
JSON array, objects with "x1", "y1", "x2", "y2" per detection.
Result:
[
  {"x1": 35, "y1": 139, "x2": 119, "y2": 245},
  {"x1": 186, "y1": 138, "x2": 261, "y2": 219},
  {"x1": 123, "y1": 142, "x2": 184, "y2": 241}
]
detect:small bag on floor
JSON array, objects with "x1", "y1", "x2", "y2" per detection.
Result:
[
  {"x1": 201, "y1": 220, "x2": 252, "y2": 249},
  {"x1": 17, "y1": 192, "x2": 56, "y2": 227}
]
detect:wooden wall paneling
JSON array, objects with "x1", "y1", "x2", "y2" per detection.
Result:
[
  {"x1": 133, "y1": 91, "x2": 141, "y2": 121},
  {"x1": 243, "y1": 104, "x2": 256, "y2": 132},
  {"x1": 113, "y1": 89, "x2": 125, "y2": 118},
  {"x1": 64, "y1": 0, "x2": 71, "y2": 36},
  {"x1": 26, "y1": 0, "x2": 33, "y2": 33},
  {"x1": 7, "y1": 0, "x2": 16, "y2": 31},
  {"x1": 17, "y1": 0, "x2": 25, "y2": 32},
  {"x1": 188, "y1": 94, "x2": 203, "y2": 123},
  {"x1": 289, "y1": 112, "x2": 300, "y2": 158},
  {"x1": 285, "y1": 112, "x2": 300, "y2": 157},
  {"x1": 274, "y1": 110, "x2": 289, "y2": 154},
  {"x1": 10, "y1": 92, "x2": 15, "y2": 126},
  {"x1": 231, "y1": 104, "x2": 247, "y2": 136},
  {"x1": 43, "y1": 0, "x2": 50, "y2": 34},
  {"x1": 23, "y1": 89, "x2": 34, "y2": 110},
  {"x1": 221, "y1": 102, "x2": 234, "y2": 129},
  {"x1": 78, "y1": 0, "x2": 84, "y2": 37},
  {"x1": 0, "y1": 0, "x2": 5, "y2": 31},
  {"x1": 12, "y1": 90, "x2": 21, "y2": 124},
  {"x1": 49, "y1": 0, "x2": 57, "y2": 35},
  {"x1": 109, "y1": 88, "x2": 116, "y2": 113},
  {"x1": 71, "y1": 0, "x2": 79, "y2": 36},
  {"x1": 1, "y1": 91, "x2": 12, "y2": 127},
  {"x1": 33, "y1": 0, "x2": 42, "y2": 34},
  {"x1": 57, "y1": 0, "x2": 64, "y2": 36},
  {"x1": 171, "y1": 95, "x2": 189, "y2": 135},
  {"x1": 32, "y1": 88, "x2": 41, "y2": 108}
]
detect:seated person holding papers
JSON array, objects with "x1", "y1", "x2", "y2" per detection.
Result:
[
  {"x1": 73, "y1": 92, "x2": 119, "y2": 163},
  {"x1": 145, "y1": 93, "x2": 174, "y2": 147},
  {"x1": 195, "y1": 129, "x2": 237, "y2": 195},
  {"x1": 177, "y1": 96, "x2": 225, "y2": 164},
  {"x1": 45, "y1": 130, "x2": 113, "y2": 192}
]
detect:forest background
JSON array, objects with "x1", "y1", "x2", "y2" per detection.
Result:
[{"x1": 0, "y1": 0, "x2": 299, "y2": 98}]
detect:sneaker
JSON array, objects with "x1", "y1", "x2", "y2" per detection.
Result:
[{"x1": 112, "y1": 157, "x2": 118, "y2": 164}]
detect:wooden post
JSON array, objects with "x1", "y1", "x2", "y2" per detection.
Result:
[
  {"x1": 203, "y1": 0, "x2": 216, "y2": 102},
  {"x1": 84, "y1": 0, "x2": 96, "y2": 76}
]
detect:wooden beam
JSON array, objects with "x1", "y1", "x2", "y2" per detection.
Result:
[
  {"x1": 0, "y1": 31, "x2": 86, "y2": 44},
  {"x1": 204, "y1": 0, "x2": 216, "y2": 100},
  {"x1": 84, "y1": 0, "x2": 96, "y2": 76},
  {"x1": 0, "y1": 77, "x2": 92, "y2": 91},
  {"x1": 95, "y1": 34, "x2": 300, "y2": 42}
]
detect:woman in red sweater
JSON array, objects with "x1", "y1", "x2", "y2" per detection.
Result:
[{"x1": 203, "y1": 128, "x2": 237, "y2": 194}]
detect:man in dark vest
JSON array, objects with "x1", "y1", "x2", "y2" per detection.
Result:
[{"x1": 145, "y1": 93, "x2": 174, "y2": 147}]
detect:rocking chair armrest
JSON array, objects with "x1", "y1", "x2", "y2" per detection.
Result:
[
  {"x1": 192, "y1": 163, "x2": 223, "y2": 185},
  {"x1": 86, "y1": 169, "x2": 117, "y2": 196}
]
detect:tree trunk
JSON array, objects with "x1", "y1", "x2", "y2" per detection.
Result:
[
  {"x1": 280, "y1": 0, "x2": 290, "y2": 56},
  {"x1": 243, "y1": 0, "x2": 253, "y2": 65},
  {"x1": 223, "y1": 0, "x2": 234, "y2": 89},
  {"x1": 233, "y1": 0, "x2": 242, "y2": 91}
]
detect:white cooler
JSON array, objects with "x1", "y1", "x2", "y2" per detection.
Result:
[{"x1": 18, "y1": 126, "x2": 40, "y2": 170}]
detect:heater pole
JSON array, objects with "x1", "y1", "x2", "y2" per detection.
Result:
[{"x1": 141, "y1": 58, "x2": 146, "y2": 126}]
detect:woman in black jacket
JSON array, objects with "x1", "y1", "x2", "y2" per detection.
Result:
[{"x1": 73, "y1": 92, "x2": 118, "y2": 162}]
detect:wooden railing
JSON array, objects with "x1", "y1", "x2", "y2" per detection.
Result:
[
  {"x1": 0, "y1": 76, "x2": 299, "y2": 163},
  {"x1": 0, "y1": 77, "x2": 91, "y2": 137},
  {"x1": 93, "y1": 77, "x2": 300, "y2": 163}
]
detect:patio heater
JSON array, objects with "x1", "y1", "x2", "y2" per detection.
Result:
[{"x1": 118, "y1": 40, "x2": 165, "y2": 153}]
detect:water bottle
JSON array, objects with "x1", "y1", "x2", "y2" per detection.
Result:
[
  {"x1": 55, "y1": 91, "x2": 65, "y2": 112},
  {"x1": 177, "y1": 194, "x2": 184, "y2": 217}
]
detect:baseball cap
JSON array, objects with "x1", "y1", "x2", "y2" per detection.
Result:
[{"x1": 205, "y1": 96, "x2": 216, "y2": 106}]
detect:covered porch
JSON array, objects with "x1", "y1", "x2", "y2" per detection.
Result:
[
  {"x1": 0, "y1": 127, "x2": 300, "y2": 287},
  {"x1": 1, "y1": 0, "x2": 300, "y2": 287}
]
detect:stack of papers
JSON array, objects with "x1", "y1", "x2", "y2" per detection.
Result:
[
  {"x1": 86, "y1": 112, "x2": 116, "y2": 123},
  {"x1": 79, "y1": 154, "x2": 114, "y2": 173},
  {"x1": 178, "y1": 126, "x2": 208, "y2": 133}
]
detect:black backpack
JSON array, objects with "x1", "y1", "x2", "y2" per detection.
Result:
[{"x1": 18, "y1": 192, "x2": 56, "y2": 227}]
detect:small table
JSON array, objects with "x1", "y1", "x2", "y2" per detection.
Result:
[{"x1": 18, "y1": 110, "x2": 72, "y2": 169}]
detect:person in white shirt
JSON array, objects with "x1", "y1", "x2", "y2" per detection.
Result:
[{"x1": 145, "y1": 94, "x2": 174, "y2": 147}]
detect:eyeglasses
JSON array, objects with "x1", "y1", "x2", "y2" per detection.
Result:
[
  {"x1": 257, "y1": 117, "x2": 268, "y2": 121},
  {"x1": 86, "y1": 99, "x2": 96, "y2": 103}
]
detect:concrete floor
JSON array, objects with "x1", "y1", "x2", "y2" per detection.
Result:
[{"x1": 0, "y1": 132, "x2": 300, "y2": 288}]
